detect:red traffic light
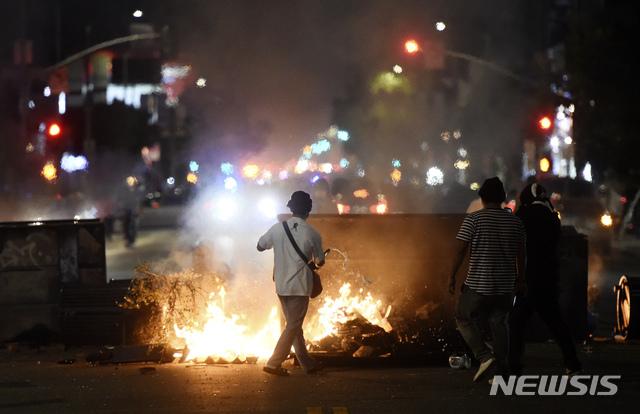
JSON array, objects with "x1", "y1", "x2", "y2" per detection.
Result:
[
  {"x1": 538, "y1": 116, "x2": 552, "y2": 130},
  {"x1": 48, "y1": 123, "x2": 61, "y2": 137},
  {"x1": 405, "y1": 39, "x2": 420, "y2": 54}
]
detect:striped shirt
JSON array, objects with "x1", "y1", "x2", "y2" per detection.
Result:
[{"x1": 456, "y1": 208, "x2": 526, "y2": 295}]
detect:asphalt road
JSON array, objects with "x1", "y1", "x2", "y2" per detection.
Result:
[{"x1": 1, "y1": 339, "x2": 638, "y2": 414}]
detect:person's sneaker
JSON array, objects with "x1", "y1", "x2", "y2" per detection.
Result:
[
  {"x1": 474, "y1": 357, "x2": 496, "y2": 382},
  {"x1": 263, "y1": 366, "x2": 290, "y2": 376}
]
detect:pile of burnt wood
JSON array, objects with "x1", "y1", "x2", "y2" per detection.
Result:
[
  {"x1": 307, "y1": 311, "x2": 465, "y2": 360},
  {"x1": 308, "y1": 312, "x2": 398, "y2": 357}
]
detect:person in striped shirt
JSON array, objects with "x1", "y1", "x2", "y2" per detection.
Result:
[{"x1": 448, "y1": 177, "x2": 527, "y2": 382}]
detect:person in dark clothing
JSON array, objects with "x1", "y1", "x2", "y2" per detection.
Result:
[
  {"x1": 508, "y1": 182, "x2": 582, "y2": 377},
  {"x1": 119, "y1": 177, "x2": 144, "y2": 248}
]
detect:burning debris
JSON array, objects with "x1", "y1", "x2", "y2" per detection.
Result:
[
  {"x1": 308, "y1": 310, "x2": 399, "y2": 358},
  {"x1": 118, "y1": 262, "x2": 215, "y2": 346},
  {"x1": 117, "y1": 262, "x2": 280, "y2": 363},
  {"x1": 110, "y1": 246, "x2": 459, "y2": 368}
]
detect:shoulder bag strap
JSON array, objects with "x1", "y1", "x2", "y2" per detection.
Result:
[{"x1": 282, "y1": 220, "x2": 311, "y2": 264}]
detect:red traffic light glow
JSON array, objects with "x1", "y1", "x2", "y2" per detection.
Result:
[
  {"x1": 405, "y1": 39, "x2": 420, "y2": 54},
  {"x1": 538, "y1": 116, "x2": 552, "y2": 130},
  {"x1": 48, "y1": 123, "x2": 61, "y2": 136}
]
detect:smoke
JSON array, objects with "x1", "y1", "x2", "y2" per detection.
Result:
[
  {"x1": 156, "y1": 0, "x2": 538, "y2": 215},
  {"x1": 147, "y1": 0, "x2": 542, "y2": 291}
]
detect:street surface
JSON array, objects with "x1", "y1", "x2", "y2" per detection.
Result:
[{"x1": 0, "y1": 339, "x2": 638, "y2": 413}]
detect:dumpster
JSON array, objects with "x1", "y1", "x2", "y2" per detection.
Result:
[{"x1": 0, "y1": 219, "x2": 107, "y2": 343}]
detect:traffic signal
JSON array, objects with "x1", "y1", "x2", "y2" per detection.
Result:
[
  {"x1": 538, "y1": 116, "x2": 552, "y2": 130},
  {"x1": 42, "y1": 120, "x2": 67, "y2": 157},
  {"x1": 48, "y1": 123, "x2": 61, "y2": 137}
]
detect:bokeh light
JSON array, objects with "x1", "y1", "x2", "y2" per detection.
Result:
[{"x1": 41, "y1": 162, "x2": 57, "y2": 182}]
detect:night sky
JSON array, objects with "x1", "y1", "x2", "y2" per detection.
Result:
[{"x1": 1, "y1": 1, "x2": 547, "y2": 188}]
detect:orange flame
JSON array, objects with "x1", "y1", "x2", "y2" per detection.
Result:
[
  {"x1": 306, "y1": 283, "x2": 392, "y2": 341},
  {"x1": 174, "y1": 286, "x2": 281, "y2": 360},
  {"x1": 337, "y1": 203, "x2": 351, "y2": 215},
  {"x1": 173, "y1": 280, "x2": 392, "y2": 363},
  {"x1": 372, "y1": 203, "x2": 388, "y2": 214}
]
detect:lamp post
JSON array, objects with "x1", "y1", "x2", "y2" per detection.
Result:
[{"x1": 21, "y1": 32, "x2": 163, "y2": 162}]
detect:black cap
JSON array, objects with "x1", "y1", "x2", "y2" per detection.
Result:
[
  {"x1": 478, "y1": 177, "x2": 506, "y2": 203},
  {"x1": 287, "y1": 191, "x2": 313, "y2": 214}
]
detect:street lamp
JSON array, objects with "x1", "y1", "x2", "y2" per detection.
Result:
[
  {"x1": 402, "y1": 39, "x2": 445, "y2": 70},
  {"x1": 404, "y1": 40, "x2": 420, "y2": 55},
  {"x1": 402, "y1": 38, "x2": 526, "y2": 80}
]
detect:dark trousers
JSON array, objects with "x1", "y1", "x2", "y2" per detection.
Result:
[
  {"x1": 122, "y1": 209, "x2": 138, "y2": 245},
  {"x1": 455, "y1": 285, "x2": 512, "y2": 374},
  {"x1": 508, "y1": 289, "x2": 582, "y2": 375}
]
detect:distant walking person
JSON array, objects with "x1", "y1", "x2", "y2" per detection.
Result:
[
  {"x1": 257, "y1": 191, "x2": 326, "y2": 376},
  {"x1": 508, "y1": 182, "x2": 582, "y2": 376},
  {"x1": 448, "y1": 177, "x2": 527, "y2": 382}
]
